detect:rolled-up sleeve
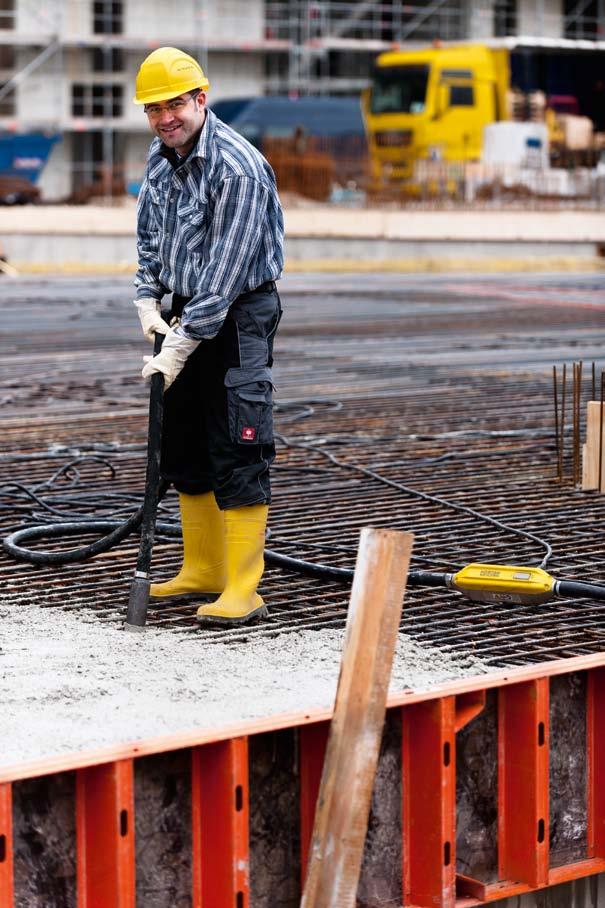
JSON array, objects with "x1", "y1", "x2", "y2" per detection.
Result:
[
  {"x1": 134, "y1": 175, "x2": 164, "y2": 302},
  {"x1": 178, "y1": 176, "x2": 269, "y2": 340}
]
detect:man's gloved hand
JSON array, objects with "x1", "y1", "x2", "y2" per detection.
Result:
[
  {"x1": 142, "y1": 327, "x2": 200, "y2": 390},
  {"x1": 134, "y1": 297, "x2": 170, "y2": 342}
]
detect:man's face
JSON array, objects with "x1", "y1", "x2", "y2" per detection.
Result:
[{"x1": 145, "y1": 91, "x2": 207, "y2": 155}]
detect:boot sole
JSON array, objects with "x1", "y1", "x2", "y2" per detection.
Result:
[
  {"x1": 196, "y1": 605, "x2": 269, "y2": 626},
  {"x1": 150, "y1": 591, "x2": 221, "y2": 602}
]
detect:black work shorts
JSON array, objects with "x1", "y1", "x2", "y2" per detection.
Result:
[{"x1": 160, "y1": 283, "x2": 282, "y2": 509}]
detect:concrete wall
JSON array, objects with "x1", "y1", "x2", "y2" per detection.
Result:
[
  {"x1": 203, "y1": 0, "x2": 264, "y2": 43},
  {"x1": 14, "y1": 0, "x2": 263, "y2": 44},
  {"x1": 518, "y1": 0, "x2": 564, "y2": 38},
  {"x1": 122, "y1": 0, "x2": 263, "y2": 44},
  {"x1": 124, "y1": 0, "x2": 197, "y2": 41},
  {"x1": 12, "y1": 46, "x2": 65, "y2": 130},
  {"x1": 15, "y1": 0, "x2": 61, "y2": 35},
  {"x1": 206, "y1": 52, "x2": 265, "y2": 101},
  {"x1": 468, "y1": 0, "x2": 497, "y2": 40}
]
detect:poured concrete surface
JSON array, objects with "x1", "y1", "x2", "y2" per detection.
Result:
[{"x1": 0, "y1": 601, "x2": 489, "y2": 769}]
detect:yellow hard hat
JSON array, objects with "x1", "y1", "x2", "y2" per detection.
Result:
[{"x1": 134, "y1": 46, "x2": 209, "y2": 105}]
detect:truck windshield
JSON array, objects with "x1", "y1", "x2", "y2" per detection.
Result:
[{"x1": 370, "y1": 65, "x2": 430, "y2": 114}]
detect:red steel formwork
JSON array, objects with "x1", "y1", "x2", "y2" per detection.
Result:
[{"x1": 1, "y1": 654, "x2": 605, "y2": 907}]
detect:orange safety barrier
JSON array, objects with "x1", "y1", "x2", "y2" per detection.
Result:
[{"x1": 3, "y1": 656, "x2": 605, "y2": 905}]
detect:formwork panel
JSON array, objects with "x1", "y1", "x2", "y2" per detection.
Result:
[
  {"x1": 134, "y1": 751, "x2": 192, "y2": 908},
  {"x1": 3, "y1": 670, "x2": 605, "y2": 905},
  {"x1": 12, "y1": 772, "x2": 76, "y2": 908}
]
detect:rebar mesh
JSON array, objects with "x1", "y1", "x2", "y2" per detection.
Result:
[{"x1": 2, "y1": 274, "x2": 605, "y2": 668}]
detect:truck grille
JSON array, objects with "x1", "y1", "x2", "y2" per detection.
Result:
[{"x1": 375, "y1": 129, "x2": 412, "y2": 148}]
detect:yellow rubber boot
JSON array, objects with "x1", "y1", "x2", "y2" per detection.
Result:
[
  {"x1": 150, "y1": 492, "x2": 226, "y2": 600},
  {"x1": 196, "y1": 504, "x2": 269, "y2": 624}
]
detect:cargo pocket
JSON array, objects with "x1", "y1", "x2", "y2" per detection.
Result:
[{"x1": 225, "y1": 367, "x2": 274, "y2": 445}]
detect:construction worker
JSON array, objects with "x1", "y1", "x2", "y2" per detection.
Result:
[{"x1": 133, "y1": 47, "x2": 284, "y2": 625}]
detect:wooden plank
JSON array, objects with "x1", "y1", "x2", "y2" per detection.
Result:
[
  {"x1": 0, "y1": 782, "x2": 13, "y2": 907},
  {"x1": 76, "y1": 759, "x2": 135, "y2": 908},
  {"x1": 301, "y1": 527, "x2": 413, "y2": 908},
  {"x1": 191, "y1": 737, "x2": 249, "y2": 908},
  {"x1": 582, "y1": 401, "x2": 605, "y2": 490}
]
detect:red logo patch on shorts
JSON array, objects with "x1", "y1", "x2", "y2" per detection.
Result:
[{"x1": 241, "y1": 426, "x2": 256, "y2": 441}]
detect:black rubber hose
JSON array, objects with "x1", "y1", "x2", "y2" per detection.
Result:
[
  {"x1": 263, "y1": 550, "x2": 448, "y2": 588},
  {"x1": 3, "y1": 522, "x2": 450, "y2": 592},
  {"x1": 555, "y1": 580, "x2": 605, "y2": 601},
  {"x1": 126, "y1": 331, "x2": 166, "y2": 629},
  {"x1": 264, "y1": 549, "x2": 353, "y2": 580},
  {"x1": 8, "y1": 522, "x2": 605, "y2": 604},
  {"x1": 3, "y1": 507, "x2": 173, "y2": 566}
]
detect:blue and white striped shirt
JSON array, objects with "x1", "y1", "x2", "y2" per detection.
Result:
[{"x1": 135, "y1": 108, "x2": 284, "y2": 340}]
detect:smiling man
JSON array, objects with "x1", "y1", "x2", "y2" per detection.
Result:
[{"x1": 133, "y1": 47, "x2": 284, "y2": 625}]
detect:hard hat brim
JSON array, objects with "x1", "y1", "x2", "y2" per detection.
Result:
[{"x1": 133, "y1": 79, "x2": 210, "y2": 105}]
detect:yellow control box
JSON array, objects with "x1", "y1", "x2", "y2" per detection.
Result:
[{"x1": 451, "y1": 563, "x2": 555, "y2": 605}]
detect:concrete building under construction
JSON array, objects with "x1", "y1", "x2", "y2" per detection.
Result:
[{"x1": 1, "y1": 0, "x2": 604, "y2": 198}]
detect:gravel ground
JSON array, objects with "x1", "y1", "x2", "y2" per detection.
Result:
[{"x1": 0, "y1": 601, "x2": 490, "y2": 768}]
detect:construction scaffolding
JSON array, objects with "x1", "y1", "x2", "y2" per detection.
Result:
[{"x1": 0, "y1": 0, "x2": 604, "y2": 197}]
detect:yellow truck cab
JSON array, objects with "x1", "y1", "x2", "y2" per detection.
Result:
[
  {"x1": 363, "y1": 44, "x2": 509, "y2": 185},
  {"x1": 364, "y1": 39, "x2": 605, "y2": 190}
]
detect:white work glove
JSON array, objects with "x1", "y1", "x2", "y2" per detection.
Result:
[
  {"x1": 134, "y1": 297, "x2": 170, "y2": 342},
  {"x1": 142, "y1": 326, "x2": 200, "y2": 390}
]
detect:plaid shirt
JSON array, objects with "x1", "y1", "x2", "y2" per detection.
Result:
[{"x1": 135, "y1": 108, "x2": 284, "y2": 340}]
